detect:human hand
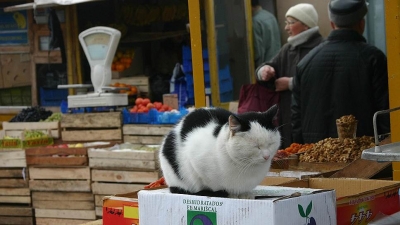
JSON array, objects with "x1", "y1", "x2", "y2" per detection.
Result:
[
  {"x1": 275, "y1": 77, "x2": 291, "y2": 91},
  {"x1": 259, "y1": 65, "x2": 275, "y2": 81}
]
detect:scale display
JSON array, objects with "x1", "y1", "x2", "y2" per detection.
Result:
[
  {"x1": 57, "y1": 26, "x2": 128, "y2": 109},
  {"x1": 83, "y1": 33, "x2": 111, "y2": 60}
]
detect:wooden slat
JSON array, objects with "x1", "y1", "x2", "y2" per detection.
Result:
[
  {"x1": 6, "y1": 130, "x2": 60, "y2": 139},
  {"x1": 29, "y1": 167, "x2": 90, "y2": 180},
  {"x1": 330, "y1": 158, "x2": 392, "y2": 179},
  {"x1": 26, "y1": 145, "x2": 90, "y2": 167},
  {"x1": 0, "y1": 196, "x2": 31, "y2": 204},
  {"x1": 0, "y1": 206, "x2": 33, "y2": 216},
  {"x1": 26, "y1": 148, "x2": 87, "y2": 156},
  {"x1": 2, "y1": 121, "x2": 60, "y2": 139},
  {"x1": 0, "y1": 216, "x2": 33, "y2": 225},
  {"x1": 27, "y1": 157, "x2": 88, "y2": 167},
  {"x1": 89, "y1": 158, "x2": 157, "y2": 170},
  {"x1": 33, "y1": 200, "x2": 94, "y2": 210},
  {"x1": 32, "y1": 192, "x2": 93, "y2": 201},
  {"x1": 2, "y1": 121, "x2": 59, "y2": 130},
  {"x1": 88, "y1": 149, "x2": 157, "y2": 160},
  {"x1": 91, "y1": 182, "x2": 144, "y2": 195},
  {"x1": 35, "y1": 209, "x2": 96, "y2": 220},
  {"x1": 91, "y1": 169, "x2": 159, "y2": 183},
  {"x1": 29, "y1": 180, "x2": 91, "y2": 192},
  {"x1": 61, "y1": 112, "x2": 121, "y2": 128},
  {"x1": 0, "y1": 188, "x2": 30, "y2": 196},
  {"x1": 35, "y1": 218, "x2": 94, "y2": 225},
  {"x1": 0, "y1": 159, "x2": 26, "y2": 168},
  {"x1": 61, "y1": 129, "x2": 122, "y2": 142},
  {"x1": 0, "y1": 168, "x2": 25, "y2": 178},
  {"x1": 0, "y1": 150, "x2": 25, "y2": 159},
  {"x1": 94, "y1": 195, "x2": 106, "y2": 207},
  {"x1": 0, "y1": 179, "x2": 28, "y2": 188},
  {"x1": 123, "y1": 135, "x2": 164, "y2": 145},
  {"x1": 111, "y1": 76, "x2": 149, "y2": 86},
  {"x1": 95, "y1": 206, "x2": 102, "y2": 217},
  {"x1": 123, "y1": 124, "x2": 172, "y2": 135}
]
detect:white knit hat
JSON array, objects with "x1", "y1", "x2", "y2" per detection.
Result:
[{"x1": 285, "y1": 3, "x2": 318, "y2": 28}]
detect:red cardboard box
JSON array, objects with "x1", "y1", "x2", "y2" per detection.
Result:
[{"x1": 284, "y1": 178, "x2": 400, "y2": 225}]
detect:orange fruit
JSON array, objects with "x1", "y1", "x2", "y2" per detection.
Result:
[
  {"x1": 146, "y1": 103, "x2": 155, "y2": 109},
  {"x1": 130, "y1": 86, "x2": 138, "y2": 95}
]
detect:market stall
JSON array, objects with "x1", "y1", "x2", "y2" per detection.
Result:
[{"x1": 1, "y1": 0, "x2": 400, "y2": 225}]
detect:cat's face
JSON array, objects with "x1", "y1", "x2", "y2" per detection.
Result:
[
  {"x1": 226, "y1": 122, "x2": 281, "y2": 164},
  {"x1": 225, "y1": 107, "x2": 281, "y2": 165}
]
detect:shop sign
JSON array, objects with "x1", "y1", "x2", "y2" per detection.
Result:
[{"x1": 0, "y1": 10, "x2": 28, "y2": 45}]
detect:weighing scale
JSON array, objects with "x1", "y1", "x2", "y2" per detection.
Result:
[
  {"x1": 58, "y1": 26, "x2": 128, "y2": 109},
  {"x1": 361, "y1": 107, "x2": 400, "y2": 162}
]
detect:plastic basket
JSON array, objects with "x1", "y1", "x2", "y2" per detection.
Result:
[{"x1": 40, "y1": 88, "x2": 68, "y2": 106}]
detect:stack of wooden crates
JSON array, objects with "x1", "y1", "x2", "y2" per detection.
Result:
[{"x1": 0, "y1": 121, "x2": 61, "y2": 225}]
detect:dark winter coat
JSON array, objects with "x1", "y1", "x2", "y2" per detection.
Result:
[
  {"x1": 291, "y1": 29, "x2": 390, "y2": 144},
  {"x1": 256, "y1": 30, "x2": 324, "y2": 148}
]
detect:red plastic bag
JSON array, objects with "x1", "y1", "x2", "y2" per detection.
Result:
[{"x1": 238, "y1": 83, "x2": 279, "y2": 114}]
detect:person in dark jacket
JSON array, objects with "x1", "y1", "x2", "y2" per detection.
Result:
[
  {"x1": 251, "y1": 0, "x2": 281, "y2": 67},
  {"x1": 255, "y1": 3, "x2": 324, "y2": 148},
  {"x1": 291, "y1": 0, "x2": 390, "y2": 144}
]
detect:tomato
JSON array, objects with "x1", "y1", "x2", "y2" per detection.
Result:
[
  {"x1": 142, "y1": 98, "x2": 150, "y2": 106},
  {"x1": 135, "y1": 97, "x2": 143, "y2": 106}
]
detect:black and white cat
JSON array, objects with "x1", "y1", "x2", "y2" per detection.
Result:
[{"x1": 159, "y1": 105, "x2": 281, "y2": 198}]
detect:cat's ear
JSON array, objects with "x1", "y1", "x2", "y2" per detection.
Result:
[
  {"x1": 228, "y1": 115, "x2": 241, "y2": 136},
  {"x1": 265, "y1": 104, "x2": 279, "y2": 126}
]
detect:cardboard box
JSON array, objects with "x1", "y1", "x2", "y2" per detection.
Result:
[
  {"x1": 138, "y1": 186, "x2": 336, "y2": 225},
  {"x1": 102, "y1": 177, "x2": 299, "y2": 225},
  {"x1": 102, "y1": 193, "x2": 139, "y2": 225},
  {"x1": 163, "y1": 93, "x2": 178, "y2": 110},
  {"x1": 1, "y1": 54, "x2": 31, "y2": 88},
  {"x1": 283, "y1": 178, "x2": 400, "y2": 225}
]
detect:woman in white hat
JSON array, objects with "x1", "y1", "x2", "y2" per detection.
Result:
[{"x1": 255, "y1": 3, "x2": 324, "y2": 149}]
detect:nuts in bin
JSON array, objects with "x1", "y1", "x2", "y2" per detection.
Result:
[
  {"x1": 336, "y1": 115, "x2": 358, "y2": 139},
  {"x1": 299, "y1": 136, "x2": 374, "y2": 163}
]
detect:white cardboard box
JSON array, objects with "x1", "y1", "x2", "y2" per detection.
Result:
[{"x1": 138, "y1": 185, "x2": 336, "y2": 225}]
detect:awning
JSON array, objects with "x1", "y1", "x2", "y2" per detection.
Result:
[{"x1": 3, "y1": 0, "x2": 101, "y2": 12}]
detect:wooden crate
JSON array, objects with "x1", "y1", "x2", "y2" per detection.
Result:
[
  {"x1": 0, "y1": 168, "x2": 29, "y2": 193},
  {"x1": 30, "y1": 167, "x2": 96, "y2": 222},
  {"x1": 35, "y1": 208, "x2": 96, "y2": 221},
  {"x1": 123, "y1": 124, "x2": 172, "y2": 145},
  {"x1": 111, "y1": 76, "x2": 149, "y2": 97},
  {"x1": 32, "y1": 192, "x2": 94, "y2": 211},
  {"x1": 29, "y1": 167, "x2": 91, "y2": 192},
  {"x1": 61, "y1": 112, "x2": 122, "y2": 142},
  {"x1": 0, "y1": 206, "x2": 34, "y2": 225},
  {"x1": 0, "y1": 150, "x2": 26, "y2": 168},
  {"x1": 2, "y1": 121, "x2": 60, "y2": 139},
  {"x1": 88, "y1": 148, "x2": 159, "y2": 170},
  {"x1": 26, "y1": 147, "x2": 88, "y2": 167},
  {"x1": 0, "y1": 168, "x2": 33, "y2": 225},
  {"x1": 89, "y1": 148, "x2": 160, "y2": 217},
  {"x1": 35, "y1": 218, "x2": 95, "y2": 225}
]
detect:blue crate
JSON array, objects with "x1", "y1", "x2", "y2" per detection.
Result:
[
  {"x1": 123, "y1": 108, "x2": 188, "y2": 124},
  {"x1": 218, "y1": 65, "x2": 231, "y2": 80},
  {"x1": 219, "y1": 77, "x2": 233, "y2": 93},
  {"x1": 123, "y1": 108, "x2": 158, "y2": 124},
  {"x1": 182, "y1": 45, "x2": 209, "y2": 60},
  {"x1": 40, "y1": 88, "x2": 68, "y2": 107},
  {"x1": 220, "y1": 90, "x2": 233, "y2": 102},
  {"x1": 182, "y1": 59, "x2": 210, "y2": 74}
]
